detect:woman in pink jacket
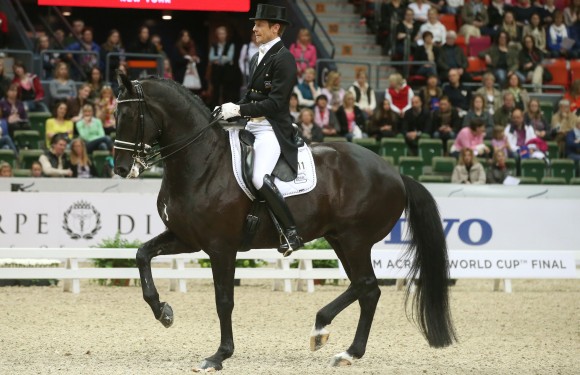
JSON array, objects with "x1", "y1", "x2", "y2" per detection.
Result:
[
  {"x1": 289, "y1": 28, "x2": 317, "y2": 78},
  {"x1": 451, "y1": 118, "x2": 491, "y2": 158}
]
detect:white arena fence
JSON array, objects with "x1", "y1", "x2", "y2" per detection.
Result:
[{"x1": 0, "y1": 248, "x2": 578, "y2": 294}]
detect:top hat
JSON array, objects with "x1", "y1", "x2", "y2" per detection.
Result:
[{"x1": 250, "y1": 4, "x2": 291, "y2": 25}]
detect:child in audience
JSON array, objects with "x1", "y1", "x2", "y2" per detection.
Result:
[{"x1": 491, "y1": 125, "x2": 513, "y2": 158}]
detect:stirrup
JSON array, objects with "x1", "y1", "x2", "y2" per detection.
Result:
[{"x1": 278, "y1": 231, "x2": 303, "y2": 257}]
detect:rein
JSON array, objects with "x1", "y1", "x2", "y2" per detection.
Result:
[{"x1": 115, "y1": 80, "x2": 222, "y2": 173}]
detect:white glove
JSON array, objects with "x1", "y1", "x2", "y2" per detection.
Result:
[{"x1": 221, "y1": 103, "x2": 241, "y2": 120}]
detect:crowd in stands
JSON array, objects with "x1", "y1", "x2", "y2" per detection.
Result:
[{"x1": 1, "y1": 2, "x2": 580, "y2": 184}]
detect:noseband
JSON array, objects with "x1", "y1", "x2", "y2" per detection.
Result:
[{"x1": 115, "y1": 79, "x2": 222, "y2": 177}]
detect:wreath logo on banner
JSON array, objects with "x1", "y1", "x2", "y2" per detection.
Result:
[{"x1": 62, "y1": 201, "x2": 102, "y2": 240}]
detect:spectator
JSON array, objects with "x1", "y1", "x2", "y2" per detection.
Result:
[
  {"x1": 503, "y1": 72, "x2": 530, "y2": 111},
  {"x1": 37, "y1": 35, "x2": 59, "y2": 80},
  {"x1": 239, "y1": 33, "x2": 259, "y2": 88},
  {"x1": 45, "y1": 101, "x2": 74, "y2": 148},
  {"x1": 446, "y1": 0, "x2": 465, "y2": 15},
  {"x1": 395, "y1": 8, "x2": 419, "y2": 59},
  {"x1": 491, "y1": 124, "x2": 514, "y2": 158},
  {"x1": 493, "y1": 91, "x2": 517, "y2": 127},
  {"x1": 518, "y1": 35, "x2": 547, "y2": 89},
  {"x1": 417, "y1": 9, "x2": 446, "y2": 46},
  {"x1": 547, "y1": 11, "x2": 571, "y2": 58},
  {"x1": 565, "y1": 118, "x2": 580, "y2": 169},
  {"x1": 402, "y1": 95, "x2": 431, "y2": 155},
  {"x1": 348, "y1": 70, "x2": 376, "y2": 119},
  {"x1": 67, "y1": 83, "x2": 92, "y2": 122},
  {"x1": 512, "y1": 0, "x2": 540, "y2": 25},
  {"x1": 294, "y1": 68, "x2": 320, "y2": 108},
  {"x1": 75, "y1": 103, "x2": 113, "y2": 153},
  {"x1": 463, "y1": 94, "x2": 494, "y2": 138},
  {"x1": 208, "y1": 26, "x2": 238, "y2": 108},
  {"x1": 522, "y1": 12, "x2": 547, "y2": 53},
  {"x1": 437, "y1": 31, "x2": 469, "y2": 81},
  {"x1": 564, "y1": 79, "x2": 580, "y2": 114},
  {"x1": 419, "y1": 75, "x2": 443, "y2": 111},
  {"x1": 385, "y1": 73, "x2": 413, "y2": 117},
  {"x1": 30, "y1": 160, "x2": 43, "y2": 177},
  {"x1": 150, "y1": 34, "x2": 166, "y2": 57},
  {"x1": 504, "y1": 108, "x2": 536, "y2": 153},
  {"x1": 0, "y1": 83, "x2": 30, "y2": 138},
  {"x1": 289, "y1": 93, "x2": 300, "y2": 122},
  {"x1": 414, "y1": 31, "x2": 439, "y2": 78},
  {"x1": 0, "y1": 58, "x2": 11, "y2": 100},
  {"x1": 321, "y1": 71, "x2": 345, "y2": 112},
  {"x1": 298, "y1": 108, "x2": 323, "y2": 144},
  {"x1": 542, "y1": 0, "x2": 557, "y2": 25},
  {"x1": 551, "y1": 99, "x2": 577, "y2": 154},
  {"x1": 173, "y1": 30, "x2": 200, "y2": 85},
  {"x1": 100, "y1": 29, "x2": 124, "y2": 83},
  {"x1": 475, "y1": 72, "x2": 502, "y2": 116},
  {"x1": 0, "y1": 108, "x2": 18, "y2": 157},
  {"x1": 96, "y1": 85, "x2": 116, "y2": 135},
  {"x1": 452, "y1": 148, "x2": 486, "y2": 184},
  {"x1": 408, "y1": 0, "x2": 431, "y2": 24},
  {"x1": 69, "y1": 138, "x2": 98, "y2": 178},
  {"x1": 369, "y1": 99, "x2": 400, "y2": 140},
  {"x1": 564, "y1": 0, "x2": 580, "y2": 26},
  {"x1": 487, "y1": 0, "x2": 506, "y2": 35},
  {"x1": 451, "y1": 118, "x2": 491, "y2": 157},
  {"x1": 313, "y1": 95, "x2": 340, "y2": 136},
  {"x1": 500, "y1": 11, "x2": 523, "y2": 49},
  {"x1": 49, "y1": 62, "x2": 77, "y2": 106},
  {"x1": 39, "y1": 134, "x2": 72, "y2": 177},
  {"x1": 11, "y1": 61, "x2": 47, "y2": 112},
  {"x1": 336, "y1": 91, "x2": 366, "y2": 141},
  {"x1": 379, "y1": 0, "x2": 407, "y2": 54},
  {"x1": 431, "y1": 96, "x2": 461, "y2": 149},
  {"x1": 86, "y1": 67, "x2": 104, "y2": 101},
  {"x1": 479, "y1": 31, "x2": 520, "y2": 86},
  {"x1": 63, "y1": 19, "x2": 85, "y2": 47},
  {"x1": 486, "y1": 149, "x2": 511, "y2": 184},
  {"x1": 570, "y1": 9, "x2": 580, "y2": 58},
  {"x1": 66, "y1": 27, "x2": 100, "y2": 80},
  {"x1": 163, "y1": 58, "x2": 173, "y2": 80},
  {"x1": 459, "y1": 0, "x2": 489, "y2": 43},
  {"x1": 443, "y1": 69, "x2": 471, "y2": 116},
  {"x1": 0, "y1": 161, "x2": 12, "y2": 177},
  {"x1": 53, "y1": 28, "x2": 66, "y2": 49},
  {"x1": 289, "y1": 28, "x2": 317, "y2": 78},
  {"x1": 524, "y1": 98, "x2": 549, "y2": 140},
  {"x1": 127, "y1": 26, "x2": 158, "y2": 79}
]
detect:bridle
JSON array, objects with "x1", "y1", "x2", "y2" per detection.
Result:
[{"x1": 115, "y1": 79, "x2": 222, "y2": 177}]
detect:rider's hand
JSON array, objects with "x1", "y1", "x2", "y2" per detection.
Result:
[{"x1": 221, "y1": 103, "x2": 240, "y2": 120}]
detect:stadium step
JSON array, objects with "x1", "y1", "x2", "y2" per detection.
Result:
[{"x1": 297, "y1": 0, "x2": 356, "y2": 15}]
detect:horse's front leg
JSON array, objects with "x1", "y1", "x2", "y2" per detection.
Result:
[
  {"x1": 194, "y1": 251, "x2": 237, "y2": 372},
  {"x1": 136, "y1": 230, "x2": 194, "y2": 327}
]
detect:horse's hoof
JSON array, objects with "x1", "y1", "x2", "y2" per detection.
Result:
[
  {"x1": 157, "y1": 302, "x2": 174, "y2": 328},
  {"x1": 192, "y1": 360, "x2": 222, "y2": 372},
  {"x1": 310, "y1": 325, "x2": 330, "y2": 351},
  {"x1": 329, "y1": 352, "x2": 355, "y2": 367}
]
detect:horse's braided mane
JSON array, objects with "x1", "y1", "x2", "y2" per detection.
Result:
[{"x1": 143, "y1": 76, "x2": 212, "y2": 119}]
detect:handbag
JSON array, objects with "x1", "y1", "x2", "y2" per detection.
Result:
[{"x1": 183, "y1": 62, "x2": 201, "y2": 90}]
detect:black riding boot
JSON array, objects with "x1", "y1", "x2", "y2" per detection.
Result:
[{"x1": 259, "y1": 175, "x2": 303, "y2": 256}]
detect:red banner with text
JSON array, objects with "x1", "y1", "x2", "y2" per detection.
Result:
[{"x1": 38, "y1": 0, "x2": 250, "y2": 12}]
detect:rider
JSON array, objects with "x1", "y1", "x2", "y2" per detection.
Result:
[{"x1": 220, "y1": 4, "x2": 303, "y2": 256}]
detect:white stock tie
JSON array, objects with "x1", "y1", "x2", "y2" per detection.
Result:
[{"x1": 257, "y1": 45, "x2": 267, "y2": 65}]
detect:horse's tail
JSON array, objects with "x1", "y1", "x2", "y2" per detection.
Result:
[{"x1": 400, "y1": 174, "x2": 457, "y2": 348}]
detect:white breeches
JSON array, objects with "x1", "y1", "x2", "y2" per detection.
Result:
[{"x1": 246, "y1": 122, "x2": 281, "y2": 189}]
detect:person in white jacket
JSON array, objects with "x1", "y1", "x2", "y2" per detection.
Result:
[
  {"x1": 504, "y1": 108, "x2": 536, "y2": 152},
  {"x1": 416, "y1": 8, "x2": 447, "y2": 46},
  {"x1": 348, "y1": 70, "x2": 376, "y2": 118}
]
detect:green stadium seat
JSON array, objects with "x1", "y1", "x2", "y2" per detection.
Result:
[
  {"x1": 432, "y1": 156, "x2": 456, "y2": 175},
  {"x1": 540, "y1": 102, "x2": 553, "y2": 124},
  {"x1": 27, "y1": 112, "x2": 50, "y2": 136},
  {"x1": 19, "y1": 149, "x2": 44, "y2": 169},
  {"x1": 570, "y1": 177, "x2": 580, "y2": 185},
  {"x1": 91, "y1": 151, "x2": 111, "y2": 178},
  {"x1": 546, "y1": 141, "x2": 559, "y2": 159},
  {"x1": 519, "y1": 176, "x2": 539, "y2": 184},
  {"x1": 380, "y1": 138, "x2": 407, "y2": 164},
  {"x1": 323, "y1": 136, "x2": 347, "y2": 142},
  {"x1": 418, "y1": 175, "x2": 451, "y2": 183},
  {"x1": 398, "y1": 156, "x2": 423, "y2": 179},
  {"x1": 12, "y1": 168, "x2": 31, "y2": 177},
  {"x1": 505, "y1": 158, "x2": 517, "y2": 176},
  {"x1": 418, "y1": 138, "x2": 443, "y2": 166},
  {"x1": 551, "y1": 159, "x2": 575, "y2": 183},
  {"x1": 354, "y1": 137, "x2": 380, "y2": 154},
  {"x1": 541, "y1": 176, "x2": 566, "y2": 184},
  {"x1": 13, "y1": 130, "x2": 42, "y2": 150},
  {"x1": 520, "y1": 159, "x2": 546, "y2": 183},
  {"x1": 0, "y1": 149, "x2": 17, "y2": 168}
]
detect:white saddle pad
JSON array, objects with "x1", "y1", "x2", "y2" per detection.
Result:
[{"x1": 228, "y1": 128, "x2": 317, "y2": 201}]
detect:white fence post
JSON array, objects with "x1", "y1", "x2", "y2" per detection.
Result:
[
  {"x1": 169, "y1": 259, "x2": 187, "y2": 293},
  {"x1": 63, "y1": 258, "x2": 80, "y2": 294}
]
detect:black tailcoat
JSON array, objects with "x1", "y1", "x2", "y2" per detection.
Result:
[{"x1": 238, "y1": 40, "x2": 298, "y2": 174}]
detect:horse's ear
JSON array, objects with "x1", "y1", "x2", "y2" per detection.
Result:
[{"x1": 116, "y1": 70, "x2": 133, "y2": 94}]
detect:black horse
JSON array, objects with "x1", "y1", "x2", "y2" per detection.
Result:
[{"x1": 113, "y1": 74, "x2": 456, "y2": 371}]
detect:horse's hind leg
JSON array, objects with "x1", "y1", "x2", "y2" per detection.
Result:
[{"x1": 136, "y1": 230, "x2": 193, "y2": 328}]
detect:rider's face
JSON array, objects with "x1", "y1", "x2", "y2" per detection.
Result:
[{"x1": 253, "y1": 20, "x2": 279, "y2": 45}]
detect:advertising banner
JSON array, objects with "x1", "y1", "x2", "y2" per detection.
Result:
[{"x1": 38, "y1": 0, "x2": 250, "y2": 12}]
